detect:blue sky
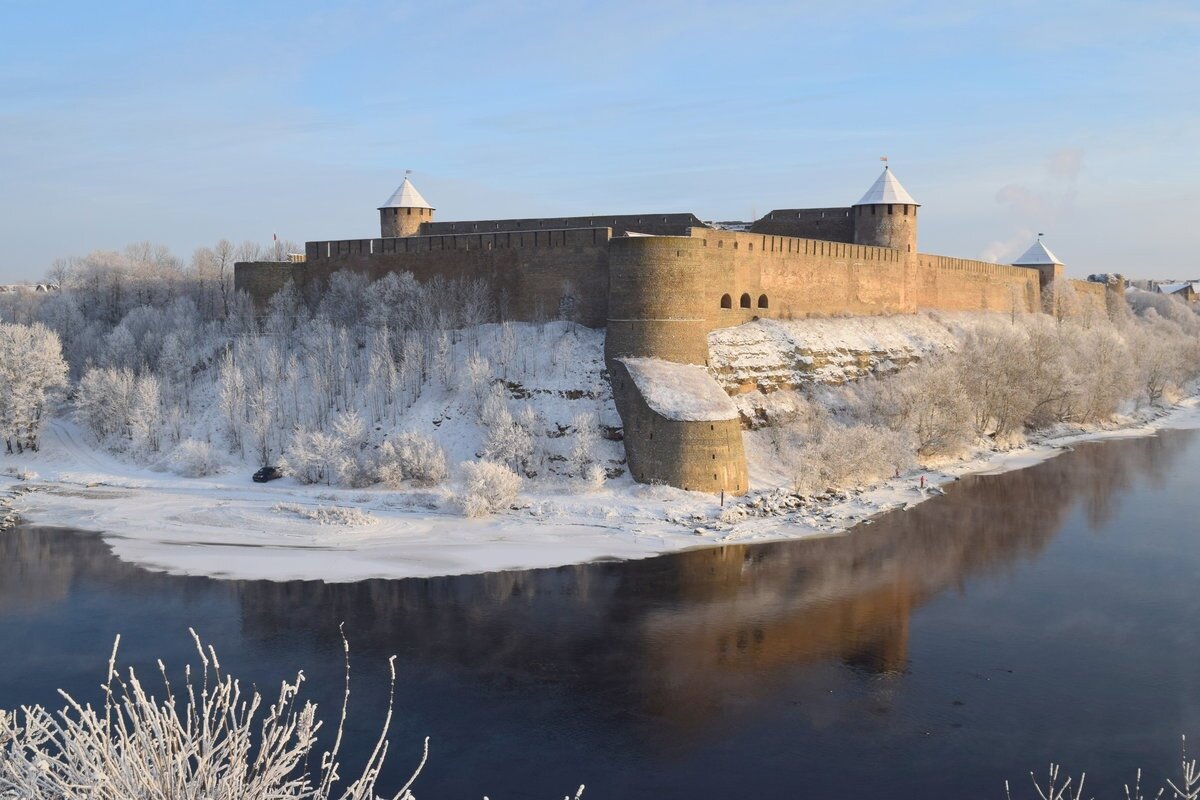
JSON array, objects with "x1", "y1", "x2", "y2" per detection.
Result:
[{"x1": 1, "y1": 0, "x2": 1197, "y2": 280}]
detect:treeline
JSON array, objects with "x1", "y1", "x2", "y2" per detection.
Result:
[{"x1": 0, "y1": 244, "x2": 609, "y2": 515}]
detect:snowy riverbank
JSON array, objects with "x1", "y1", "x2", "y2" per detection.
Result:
[{"x1": 4, "y1": 400, "x2": 1199, "y2": 583}]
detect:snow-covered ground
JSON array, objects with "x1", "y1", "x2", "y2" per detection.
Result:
[
  {"x1": 708, "y1": 312, "x2": 972, "y2": 392},
  {"x1": 5, "y1": 401, "x2": 1199, "y2": 583}
]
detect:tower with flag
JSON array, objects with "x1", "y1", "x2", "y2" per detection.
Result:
[
  {"x1": 379, "y1": 170, "x2": 435, "y2": 238},
  {"x1": 851, "y1": 157, "x2": 920, "y2": 252}
]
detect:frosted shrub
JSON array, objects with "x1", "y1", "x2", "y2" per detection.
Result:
[
  {"x1": 580, "y1": 462, "x2": 607, "y2": 492},
  {"x1": 957, "y1": 323, "x2": 1038, "y2": 438},
  {"x1": 1061, "y1": 324, "x2": 1134, "y2": 421},
  {"x1": 859, "y1": 359, "x2": 973, "y2": 459},
  {"x1": 377, "y1": 431, "x2": 448, "y2": 487},
  {"x1": 0, "y1": 632, "x2": 429, "y2": 800},
  {"x1": 168, "y1": 439, "x2": 223, "y2": 477},
  {"x1": 280, "y1": 428, "x2": 340, "y2": 485},
  {"x1": 793, "y1": 422, "x2": 914, "y2": 495},
  {"x1": 457, "y1": 460, "x2": 522, "y2": 517},
  {"x1": 272, "y1": 503, "x2": 374, "y2": 526}
]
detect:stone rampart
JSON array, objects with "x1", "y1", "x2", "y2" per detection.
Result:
[
  {"x1": 909, "y1": 254, "x2": 1041, "y2": 315},
  {"x1": 609, "y1": 360, "x2": 748, "y2": 494},
  {"x1": 235, "y1": 261, "x2": 307, "y2": 307},
  {"x1": 605, "y1": 236, "x2": 711, "y2": 366},
  {"x1": 1070, "y1": 278, "x2": 1108, "y2": 316},
  {"x1": 257, "y1": 228, "x2": 614, "y2": 327},
  {"x1": 750, "y1": 207, "x2": 854, "y2": 242},
  {"x1": 421, "y1": 212, "x2": 705, "y2": 238},
  {"x1": 684, "y1": 230, "x2": 1040, "y2": 330}
]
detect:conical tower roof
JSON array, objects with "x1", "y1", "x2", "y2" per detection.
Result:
[
  {"x1": 1012, "y1": 237, "x2": 1063, "y2": 266},
  {"x1": 379, "y1": 175, "x2": 434, "y2": 210},
  {"x1": 854, "y1": 166, "x2": 919, "y2": 206}
]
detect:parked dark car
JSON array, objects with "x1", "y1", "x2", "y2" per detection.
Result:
[{"x1": 253, "y1": 466, "x2": 283, "y2": 483}]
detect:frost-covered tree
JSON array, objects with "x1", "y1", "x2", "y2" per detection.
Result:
[
  {"x1": 567, "y1": 411, "x2": 601, "y2": 478},
  {"x1": 75, "y1": 367, "x2": 137, "y2": 442},
  {"x1": 129, "y1": 373, "x2": 162, "y2": 455},
  {"x1": 0, "y1": 322, "x2": 68, "y2": 453},
  {"x1": 217, "y1": 348, "x2": 247, "y2": 456},
  {"x1": 479, "y1": 389, "x2": 534, "y2": 475},
  {"x1": 332, "y1": 410, "x2": 373, "y2": 487}
]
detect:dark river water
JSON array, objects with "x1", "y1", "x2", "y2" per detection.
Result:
[{"x1": 2, "y1": 431, "x2": 1200, "y2": 799}]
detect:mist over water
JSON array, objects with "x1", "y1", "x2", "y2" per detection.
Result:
[{"x1": 2, "y1": 430, "x2": 1199, "y2": 798}]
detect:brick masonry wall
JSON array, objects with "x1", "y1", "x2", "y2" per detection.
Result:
[
  {"x1": 421, "y1": 212, "x2": 706, "y2": 238},
  {"x1": 750, "y1": 207, "x2": 855, "y2": 242},
  {"x1": 852, "y1": 203, "x2": 918, "y2": 252},
  {"x1": 605, "y1": 236, "x2": 711, "y2": 366},
  {"x1": 234, "y1": 262, "x2": 306, "y2": 306},
  {"x1": 609, "y1": 360, "x2": 748, "y2": 494},
  {"x1": 380, "y1": 206, "x2": 432, "y2": 237},
  {"x1": 251, "y1": 228, "x2": 614, "y2": 327},
  {"x1": 1070, "y1": 279, "x2": 1108, "y2": 316},
  {"x1": 909, "y1": 254, "x2": 1041, "y2": 315}
]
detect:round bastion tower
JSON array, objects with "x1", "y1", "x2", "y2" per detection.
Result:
[
  {"x1": 852, "y1": 166, "x2": 919, "y2": 252},
  {"x1": 379, "y1": 173, "x2": 434, "y2": 237}
]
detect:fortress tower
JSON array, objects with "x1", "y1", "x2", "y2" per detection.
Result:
[
  {"x1": 379, "y1": 174, "x2": 434, "y2": 238},
  {"x1": 1012, "y1": 236, "x2": 1064, "y2": 290},
  {"x1": 852, "y1": 166, "x2": 919, "y2": 252}
]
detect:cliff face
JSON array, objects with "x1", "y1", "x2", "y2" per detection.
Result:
[{"x1": 706, "y1": 314, "x2": 969, "y2": 396}]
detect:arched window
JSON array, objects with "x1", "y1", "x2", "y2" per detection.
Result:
[
  {"x1": 720, "y1": 293, "x2": 732, "y2": 309},
  {"x1": 757, "y1": 294, "x2": 769, "y2": 309},
  {"x1": 739, "y1": 293, "x2": 751, "y2": 309}
]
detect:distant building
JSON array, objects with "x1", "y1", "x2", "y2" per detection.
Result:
[
  {"x1": 1155, "y1": 281, "x2": 1199, "y2": 302},
  {"x1": 0, "y1": 283, "x2": 59, "y2": 294}
]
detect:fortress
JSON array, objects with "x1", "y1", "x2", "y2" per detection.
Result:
[{"x1": 236, "y1": 168, "x2": 1119, "y2": 495}]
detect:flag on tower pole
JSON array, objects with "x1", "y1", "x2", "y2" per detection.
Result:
[{"x1": 880, "y1": 156, "x2": 888, "y2": 162}]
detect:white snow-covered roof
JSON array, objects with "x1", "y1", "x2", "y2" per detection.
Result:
[
  {"x1": 853, "y1": 167, "x2": 919, "y2": 206},
  {"x1": 1012, "y1": 238, "x2": 1063, "y2": 266},
  {"x1": 1157, "y1": 282, "x2": 1195, "y2": 295},
  {"x1": 620, "y1": 357, "x2": 739, "y2": 422},
  {"x1": 379, "y1": 176, "x2": 434, "y2": 210}
]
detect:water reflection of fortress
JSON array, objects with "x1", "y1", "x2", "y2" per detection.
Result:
[{"x1": 2, "y1": 433, "x2": 1189, "y2": 743}]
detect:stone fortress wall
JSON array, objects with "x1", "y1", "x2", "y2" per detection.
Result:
[{"x1": 236, "y1": 170, "x2": 1120, "y2": 495}]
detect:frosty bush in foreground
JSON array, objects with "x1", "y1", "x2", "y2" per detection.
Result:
[
  {"x1": 167, "y1": 438, "x2": 223, "y2": 477},
  {"x1": 0, "y1": 631, "x2": 427, "y2": 800},
  {"x1": 378, "y1": 431, "x2": 448, "y2": 487},
  {"x1": 1005, "y1": 738, "x2": 1198, "y2": 800},
  {"x1": 457, "y1": 460, "x2": 522, "y2": 517},
  {"x1": 791, "y1": 422, "x2": 914, "y2": 495}
]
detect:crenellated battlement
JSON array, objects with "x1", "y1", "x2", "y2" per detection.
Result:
[{"x1": 306, "y1": 227, "x2": 613, "y2": 262}]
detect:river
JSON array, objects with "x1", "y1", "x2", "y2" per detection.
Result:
[{"x1": 2, "y1": 430, "x2": 1199, "y2": 798}]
